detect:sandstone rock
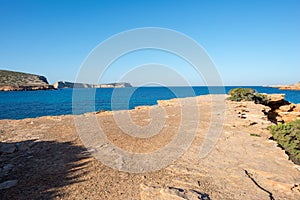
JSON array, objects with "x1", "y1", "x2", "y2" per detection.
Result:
[
  {"x1": 294, "y1": 104, "x2": 300, "y2": 112},
  {"x1": 278, "y1": 112, "x2": 300, "y2": 123},
  {"x1": 266, "y1": 94, "x2": 285, "y2": 102},
  {"x1": 279, "y1": 104, "x2": 295, "y2": 112},
  {"x1": 0, "y1": 180, "x2": 18, "y2": 190}
]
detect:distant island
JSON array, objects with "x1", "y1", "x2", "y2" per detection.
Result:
[
  {"x1": 0, "y1": 70, "x2": 55, "y2": 91},
  {"x1": 267, "y1": 82, "x2": 300, "y2": 91},
  {"x1": 53, "y1": 81, "x2": 132, "y2": 89},
  {"x1": 0, "y1": 69, "x2": 132, "y2": 91}
]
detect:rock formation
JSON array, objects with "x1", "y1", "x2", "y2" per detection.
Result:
[
  {"x1": 261, "y1": 94, "x2": 300, "y2": 123},
  {"x1": 53, "y1": 81, "x2": 132, "y2": 89}
]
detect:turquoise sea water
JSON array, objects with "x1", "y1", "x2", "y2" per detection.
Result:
[{"x1": 0, "y1": 86, "x2": 300, "y2": 120}]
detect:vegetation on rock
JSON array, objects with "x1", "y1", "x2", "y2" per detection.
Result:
[
  {"x1": 0, "y1": 70, "x2": 48, "y2": 86},
  {"x1": 228, "y1": 88, "x2": 268, "y2": 103},
  {"x1": 229, "y1": 87, "x2": 300, "y2": 165},
  {"x1": 268, "y1": 120, "x2": 300, "y2": 165}
]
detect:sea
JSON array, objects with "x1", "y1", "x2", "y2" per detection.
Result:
[{"x1": 0, "y1": 86, "x2": 300, "y2": 120}]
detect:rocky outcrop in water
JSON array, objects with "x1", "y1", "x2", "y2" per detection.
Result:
[{"x1": 53, "y1": 81, "x2": 132, "y2": 89}]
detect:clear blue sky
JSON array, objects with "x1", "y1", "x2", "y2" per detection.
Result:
[{"x1": 0, "y1": 0, "x2": 299, "y2": 86}]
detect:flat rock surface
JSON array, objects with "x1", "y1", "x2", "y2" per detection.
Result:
[{"x1": 0, "y1": 95, "x2": 299, "y2": 199}]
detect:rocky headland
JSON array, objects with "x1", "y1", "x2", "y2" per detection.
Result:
[
  {"x1": 0, "y1": 69, "x2": 133, "y2": 91},
  {"x1": 0, "y1": 70, "x2": 55, "y2": 91},
  {"x1": 0, "y1": 94, "x2": 300, "y2": 199},
  {"x1": 268, "y1": 82, "x2": 300, "y2": 91}
]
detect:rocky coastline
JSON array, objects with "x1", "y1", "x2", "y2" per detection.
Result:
[
  {"x1": 267, "y1": 82, "x2": 300, "y2": 90},
  {"x1": 0, "y1": 85, "x2": 56, "y2": 91},
  {"x1": 1, "y1": 94, "x2": 300, "y2": 199},
  {"x1": 0, "y1": 69, "x2": 132, "y2": 91},
  {"x1": 53, "y1": 81, "x2": 132, "y2": 89}
]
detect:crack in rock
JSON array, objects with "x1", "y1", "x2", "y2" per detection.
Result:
[{"x1": 244, "y1": 170, "x2": 275, "y2": 200}]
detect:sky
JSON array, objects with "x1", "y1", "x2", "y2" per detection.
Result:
[{"x1": 0, "y1": 0, "x2": 299, "y2": 86}]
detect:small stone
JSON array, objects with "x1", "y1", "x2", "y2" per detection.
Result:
[
  {"x1": 0, "y1": 180, "x2": 18, "y2": 190},
  {"x1": 0, "y1": 144, "x2": 17, "y2": 154}
]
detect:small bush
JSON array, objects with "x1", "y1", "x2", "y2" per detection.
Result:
[
  {"x1": 268, "y1": 120, "x2": 300, "y2": 165},
  {"x1": 228, "y1": 88, "x2": 268, "y2": 104},
  {"x1": 250, "y1": 133, "x2": 261, "y2": 137},
  {"x1": 228, "y1": 88, "x2": 255, "y2": 101}
]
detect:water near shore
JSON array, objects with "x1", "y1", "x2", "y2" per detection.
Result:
[{"x1": 0, "y1": 86, "x2": 300, "y2": 120}]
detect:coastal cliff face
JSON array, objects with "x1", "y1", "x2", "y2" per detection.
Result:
[
  {"x1": 53, "y1": 81, "x2": 132, "y2": 89},
  {"x1": 0, "y1": 70, "x2": 54, "y2": 91}
]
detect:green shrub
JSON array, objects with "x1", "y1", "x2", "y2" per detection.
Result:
[
  {"x1": 228, "y1": 88, "x2": 256, "y2": 101},
  {"x1": 250, "y1": 133, "x2": 261, "y2": 137},
  {"x1": 268, "y1": 120, "x2": 300, "y2": 165},
  {"x1": 228, "y1": 88, "x2": 268, "y2": 103}
]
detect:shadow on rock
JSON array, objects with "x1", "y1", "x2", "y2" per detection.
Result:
[{"x1": 0, "y1": 140, "x2": 90, "y2": 199}]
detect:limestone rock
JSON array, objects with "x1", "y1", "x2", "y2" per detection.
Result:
[
  {"x1": 279, "y1": 112, "x2": 300, "y2": 123},
  {"x1": 279, "y1": 104, "x2": 295, "y2": 112},
  {"x1": 294, "y1": 104, "x2": 300, "y2": 112},
  {"x1": 266, "y1": 94, "x2": 286, "y2": 102}
]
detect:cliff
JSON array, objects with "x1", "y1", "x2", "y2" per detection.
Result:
[
  {"x1": 0, "y1": 70, "x2": 55, "y2": 91},
  {"x1": 53, "y1": 81, "x2": 132, "y2": 89}
]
